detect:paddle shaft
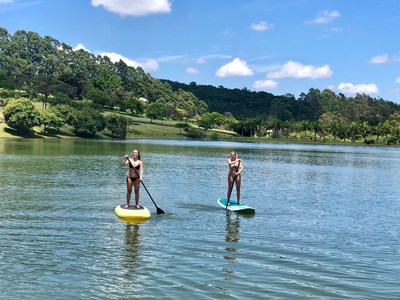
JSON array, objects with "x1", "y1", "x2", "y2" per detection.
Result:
[
  {"x1": 126, "y1": 157, "x2": 165, "y2": 215},
  {"x1": 226, "y1": 160, "x2": 241, "y2": 209}
]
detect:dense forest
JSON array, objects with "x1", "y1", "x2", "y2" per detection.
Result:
[
  {"x1": 1, "y1": 27, "x2": 400, "y2": 144},
  {"x1": 163, "y1": 79, "x2": 400, "y2": 124}
]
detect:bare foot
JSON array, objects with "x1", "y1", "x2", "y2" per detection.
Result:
[
  {"x1": 136, "y1": 205, "x2": 141, "y2": 209},
  {"x1": 124, "y1": 204, "x2": 129, "y2": 208}
]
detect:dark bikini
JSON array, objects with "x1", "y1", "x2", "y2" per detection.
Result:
[
  {"x1": 127, "y1": 163, "x2": 140, "y2": 181},
  {"x1": 229, "y1": 161, "x2": 241, "y2": 179}
]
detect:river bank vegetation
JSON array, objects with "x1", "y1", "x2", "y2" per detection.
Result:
[{"x1": 1, "y1": 27, "x2": 400, "y2": 145}]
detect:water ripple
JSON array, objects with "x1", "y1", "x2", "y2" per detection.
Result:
[{"x1": 1, "y1": 140, "x2": 400, "y2": 299}]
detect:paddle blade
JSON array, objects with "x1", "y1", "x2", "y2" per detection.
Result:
[{"x1": 156, "y1": 207, "x2": 165, "y2": 215}]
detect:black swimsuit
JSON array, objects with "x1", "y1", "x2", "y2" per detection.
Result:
[
  {"x1": 127, "y1": 162, "x2": 140, "y2": 181},
  {"x1": 127, "y1": 176, "x2": 139, "y2": 182},
  {"x1": 229, "y1": 161, "x2": 241, "y2": 179}
]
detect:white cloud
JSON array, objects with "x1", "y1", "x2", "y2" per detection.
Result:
[
  {"x1": 306, "y1": 10, "x2": 340, "y2": 24},
  {"x1": 250, "y1": 21, "x2": 273, "y2": 31},
  {"x1": 253, "y1": 79, "x2": 278, "y2": 90},
  {"x1": 370, "y1": 54, "x2": 389, "y2": 64},
  {"x1": 196, "y1": 54, "x2": 232, "y2": 64},
  {"x1": 91, "y1": 0, "x2": 172, "y2": 17},
  {"x1": 370, "y1": 54, "x2": 400, "y2": 64},
  {"x1": 196, "y1": 57, "x2": 207, "y2": 64},
  {"x1": 100, "y1": 51, "x2": 159, "y2": 71},
  {"x1": 338, "y1": 82, "x2": 379, "y2": 94},
  {"x1": 156, "y1": 55, "x2": 187, "y2": 63},
  {"x1": 216, "y1": 58, "x2": 254, "y2": 77},
  {"x1": 73, "y1": 43, "x2": 158, "y2": 72},
  {"x1": 186, "y1": 67, "x2": 199, "y2": 75},
  {"x1": 267, "y1": 61, "x2": 333, "y2": 79},
  {"x1": 73, "y1": 43, "x2": 90, "y2": 52},
  {"x1": 396, "y1": 77, "x2": 400, "y2": 84}
]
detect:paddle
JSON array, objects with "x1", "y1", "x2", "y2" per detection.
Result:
[
  {"x1": 126, "y1": 157, "x2": 165, "y2": 215},
  {"x1": 226, "y1": 160, "x2": 241, "y2": 209}
]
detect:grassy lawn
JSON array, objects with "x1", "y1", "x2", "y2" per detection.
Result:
[
  {"x1": 124, "y1": 115, "x2": 237, "y2": 140},
  {"x1": 3, "y1": 105, "x2": 391, "y2": 146},
  {"x1": 0, "y1": 106, "x2": 238, "y2": 140}
]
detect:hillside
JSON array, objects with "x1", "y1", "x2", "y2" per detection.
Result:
[{"x1": 1, "y1": 27, "x2": 400, "y2": 144}]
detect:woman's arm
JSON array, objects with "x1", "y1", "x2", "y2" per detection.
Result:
[
  {"x1": 122, "y1": 155, "x2": 129, "y2": 166},
  {"x1": 139, "y1": 161, "x2": 144, "y2": 180},
  {"x1": 228, "y1": 159, "x2": 241, "y2": 165},
  {"x1": 237, "y1": 161, "x2": 243, "y2": 175}
]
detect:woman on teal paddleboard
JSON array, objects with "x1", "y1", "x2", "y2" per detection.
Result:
[
  {"x1": 122, "y1": 149, "x2": 143, "y2": 208},
  {"x1": 227, "y1": 151, "x2": 243, "y2": 204}
]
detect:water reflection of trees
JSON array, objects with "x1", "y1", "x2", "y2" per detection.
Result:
[{"x1": 122, "y1": 223, "x2": 141, "y2": 269}]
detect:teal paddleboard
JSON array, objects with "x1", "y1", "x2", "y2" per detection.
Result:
[{"x1": 217, "y1": 198, "x2": 255, "y2": 214}]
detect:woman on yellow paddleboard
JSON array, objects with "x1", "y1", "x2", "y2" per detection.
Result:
[{"x1": 122, "y1": 149, "x2": 143, "y2": 208}]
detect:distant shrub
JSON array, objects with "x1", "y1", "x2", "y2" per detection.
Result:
[
  {"x1": 185, "y1": 128, "x2": 205, "y2": 139},
  {"x1": 3, "y1": 98, "x2": 42, "y2": 133},
  {"x1": 210, "y1": 132, "x2": 219, "y2": 140},
  {"x1": 106, "y1": 114, "x2": 128, "y2": 139},
  {"x1": 71, "y1": 107, "x2": 106, "y2": 137}
]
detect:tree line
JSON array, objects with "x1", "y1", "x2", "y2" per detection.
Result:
[
  {"x1": 1, "y1": 27, "x2": 400, "y2": 143},
  {"x1": 163, "y1": 80, "x2": 400, "y2": 144}
]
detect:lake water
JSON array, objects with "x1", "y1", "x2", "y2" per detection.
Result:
[{"x1": 0, "y1": 139, "x2": 399, "y2": 299}]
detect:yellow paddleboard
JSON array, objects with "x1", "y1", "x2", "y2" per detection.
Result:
[{"x1": 115, "y1": 204, "x2": 151, "y2": 221}]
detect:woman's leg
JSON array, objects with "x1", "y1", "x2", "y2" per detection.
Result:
[
  {"x1": 227, "y1": 175, "x2": 234, "y2": 199},
  {"x1": 134, "y1": 179, "x2": 140, "y2": 208},
  {"x1": 235, "y1": 176, "x2": 241, "y2": 203},
  {"x1": 126, "y1": 176, "x2": 133, "y2": 207}
]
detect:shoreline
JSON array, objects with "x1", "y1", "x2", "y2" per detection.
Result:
[
  {"x1": 1, "y1": 119, "x2": 397, "y2": 148},
  {"x1": 1, "y1": 130, "x2": 396, "y2": 149}
]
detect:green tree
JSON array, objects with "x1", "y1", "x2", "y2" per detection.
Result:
[
  {"x1": 146, "y1": 102, "x2": 165, "y2": 122},
  {"x1": 303, "y1": 88, "x2": 323, "y2": 121},
  {"x1": 349, "y1": 121, "x2": 360, "y2": 142},
  {"x1": 388, "y1": 112, "x2": 400, "y2": 143},
  {"x1": 319, "y1": 112, "x2": 349, "y2": 141},
  {"x1": 91, "y1": 59, "x2": 122, "y2": 96},
  {"x1": 0, "y1": 70, "x2": 15, "y2": 89},
  {"x1": 124, "y1": 97, "x2": 144, "y2": 115},
  {"x1": 197, "y1": 112, "x2": 226, "y2": 130},
  {"x1": 50, "y1": 104, "x2": 76, "y2": 126},
  {"x1": 86, "y1": 88, "x2": 113, "y2": 107},
  {"x1": 3, "y1": 98, "x2": 42, "y2": 132},
  {"x1": 232, "y1": 117, "x2": 260, "y2": 137},
  {"x1": 41, "y1": 109, "x2": 64, "y2": 132},
  {"x1": 30, "y1": 54, "x2": 60, "y2": 109},
  {"x1": 173, "y1": 108, "x2": 189, "y2": 121},
  {"x1": 309, "y1": 120, "x2": 321, "y2": 141},
  {"x1": 265, "y1": 117, "x2": 282, "y2": 138},
  {"x1": 375, "y1": 120, "x2": 391, "y2": 143},
  {"x1": 106, "y1": 114, "x2": 128, "y2": 139},
  {"x1": 71, "y1": 107, "x2": 106, "y2": 137},
  {"x1": 175, "y1": 122, "x2": 190, "y2": 134}
]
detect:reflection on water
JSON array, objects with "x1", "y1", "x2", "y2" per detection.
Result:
[
  {"x1": 122, "y1": 224, "x2": 141, "y2": 269},
  {"x1": 223, "y1": 211, "x2": 241, "y2": 281},
  {"x1": 225, "y1": 212, "x2": 240, "y2": 245}
]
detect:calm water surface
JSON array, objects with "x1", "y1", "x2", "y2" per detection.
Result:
[{"x1": 0, "y1": 139, "x2": 399, "y2": 299}]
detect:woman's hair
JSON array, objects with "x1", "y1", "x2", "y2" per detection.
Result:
[{"x1": 133, "y1": 149, "x2": 141, "y2": 160}]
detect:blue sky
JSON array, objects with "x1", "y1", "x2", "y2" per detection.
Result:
[{"x1": 1, "y1": 0, "x2": 400, "y2": 103}]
